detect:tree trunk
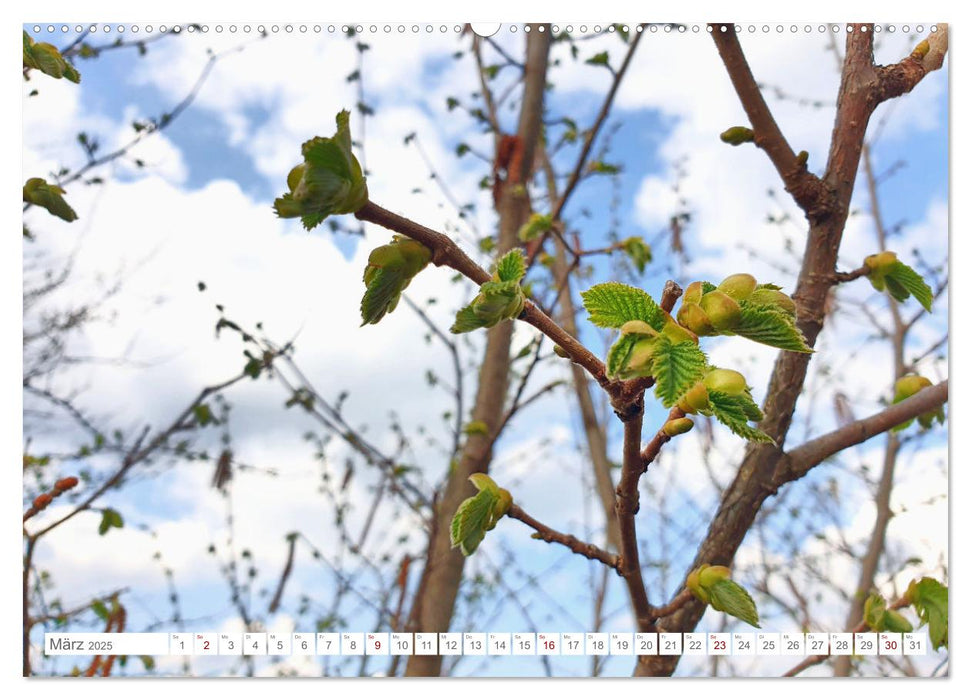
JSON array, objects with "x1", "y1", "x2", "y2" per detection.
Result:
[{"x1": 404, "y1": 27, "x2": 551, "y2": 677}]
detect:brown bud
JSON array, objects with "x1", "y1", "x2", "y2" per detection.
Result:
[
  {"x1": 32, "y1": 493, "x2": 53, "y2": 511},
  {"x1": 54, "y1": 476, "x2": 79, "y2": 492}
]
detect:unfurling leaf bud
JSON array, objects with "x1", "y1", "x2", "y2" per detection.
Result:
[
  {"x1": 700, "y1": 290, "x2": 742, "y2": 331},
  {"x1": 492, "y1": 488, "x2": 513, "y2": 524},
  {"x1": 717, "y1": 273, "x2": 758, "y2": 300},
  {"x1": 720, "y1": 126, "x2": 755, "y2": 146},
  {"x1": 274, "y1": 110, "x2": 368, "y2": 230},
  {"x1": 627, "y1": 337, "x2": 659, "y2": 375},
  {"x1": 686, "y1": 567, "x2": 709, "y2": 603},
  {"x1": 703, "y1": 368, "x2": 749, "y2": 396},
  {"x1": 892, "y1": 374, "x2": 943, "y2": 432},
  {"x1": 864, "y1": 250, "x2": 898, "y2": 291},
  {"x1": 620, "y1": 320, "x2": 658, "y2": 337},
  {"x1": 677, "y1": 381, "x2": 710, "y2": 414},
  {"x1": 884, "y1": 609, "x2": 914, "y2": 633},
  {"x1": 661, "y1": 320, "x2": 699, "y2": 345},
  {"x1": 677, "y1": 302, "x2": 715, "y2": 336},
  {"x1": 663, "y1": 417, "x2": 695, "y2": 436},
  {"x1": 683, "y1": 281, "x2": 705, "y2": 305},
  {"x1": 361, "y1": 236, "x2": 432, "y2": 325},
  {"x1": 894, "y1": 374, "x2": 932, "y2": 402},
  {"x1": 469, "y1": 473, "x2": 500, "y2": 495},
  {"x1": 747, "y1": 288, "x2": 797, "y2": 316},
  {"x1": 698, "y1": 565, "x2": 732, "y2": 588}
]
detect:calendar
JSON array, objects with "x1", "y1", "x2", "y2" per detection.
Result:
[{"x1": 21, "y1": 11, "x2": 950, "y2": 681}]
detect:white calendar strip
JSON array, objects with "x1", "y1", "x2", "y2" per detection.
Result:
[{"x1": 44, "y1": 631, "x2": 930, "y2": 657}]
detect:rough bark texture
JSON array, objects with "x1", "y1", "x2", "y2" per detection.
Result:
[{"x1": 404, "y1": 27, "x2": 551, "y2": 677}]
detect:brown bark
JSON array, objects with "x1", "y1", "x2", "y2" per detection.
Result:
[{"x1": 403, "y1": 27, "x2": 551, "y2": 677}]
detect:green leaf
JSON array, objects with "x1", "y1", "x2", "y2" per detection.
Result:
[
  {"x1": 909, "y1": 577, "x2": 948, "y2": 650},
  {"x1": 23, "y1": 32, "x2": 81, "y2": 83},
  {"x1": 885, "y1": 261, "x2": 933, "y2": 312},
  {"x1": 98, "y1": 508, "x2": 124, "y2": 536},
  {"x1": 495, "y1": 249, "x2": 526, "y2": 283},
  {"x1": 588, "y1": 161, "x2": 621, "y2": 175},
  {"x1": 450, "y1": 488, "x2": 499, "y2": 556},
  {"x1": 585, "y1": 51, "x2": 610, "y2": 68},
  {"x1": 733, "y1": 302, "x2": 812, "y2": 353},
  {"x1": 621, "y1": 237, "x2": 652, "y2": 274},
  {"x1": 273, "y1": 110, "x2": 368, "y2": 230},
  {"x1": 450, "y1": 305, "x2": 484, "y2": 334},
  {"x1": 193, "y1": 403, "x2": 215, "y2": 427},
  {"x1": 651, "y1": 337, "x2": 708, "y2": 408},
  {"x1": 91, "y1": 599, "x2": 110, "y2": 621},
  {"x1": 23, "y1": 178, "x2": 78, "y2": 222},
  {"x1": 707, "y1": 579, "x2": 760, "y2": 628},
  {"x1": 707, "y1": 390, "x2": 774, "y2": 444},
  {"x1": 581, "y1": 283, "x2": 666, "y2": 330},
  {"x1": 518, "y1": 213, "x2": 553, "y2": 243}
]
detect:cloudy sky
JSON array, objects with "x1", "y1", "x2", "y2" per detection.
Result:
[{"x1": 18, "y1": 16, "x2": 949, "y2": 681}]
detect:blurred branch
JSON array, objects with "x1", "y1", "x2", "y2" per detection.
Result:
[{"x1": 507, "y1": 504, "x2": 619, "y2": 570}]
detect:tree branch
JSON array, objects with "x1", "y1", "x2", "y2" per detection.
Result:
[
  {"x1": 775, "y1": 380, "x2": 947, "y2": 486},
  {"x1": 507, "y1": 504, "x2": 619, "y2": 570},
  {"x1": 710, "y1": 24, "x2": 833, "y2": 220}
]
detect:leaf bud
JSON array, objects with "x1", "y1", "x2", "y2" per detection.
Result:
[
  {"x1": 717, "y1": 273, "x2": 758, "y2": 300},
  {"x1": 663, "y1": 417, "x2": 695, "y2": 436},
  {"x1": 698, "y1": 565, "x2": 732, "y2": 589},
  {"x1": 720, "y1": 126, "x2": 755, "y2": 146},
  {"x1": 626, "y1": 337, "x2": 659, "y2": 374},
  {"x1": 676, "y1": 301, "x2": 715, "y2": 336},
  {"x1": 553, "y1": 344, "x2": 569, "y2": 359},
  {"x1": 677, "y1": 381, "x2": 710, "y2": 414},
  {"x1": 747, "y1": 288, "x2": 797, "y2": 316},
  {"x1": 700, "y1": 290, "x2": 742, "y2": 331},
  {"x1": 683, "y1": 281, "x2": 705, "y2": 305},
  {"x1": 661, "y1": 320, "x2": 699, "y2": 345},
  {"x1": 703, "y1": 368, "x2": 749, "y2": 396},
  {"x1": 620, "y1": 320, "x2": 658, "y2": 337}
]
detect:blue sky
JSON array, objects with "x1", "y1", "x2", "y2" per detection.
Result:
[{"x1": 21, "y1": 22, "x2": 949, "y2": 679}]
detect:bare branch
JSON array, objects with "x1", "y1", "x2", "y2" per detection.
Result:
[{"x1": 507, "y1": 504, "x2": 619, "y2": 570}]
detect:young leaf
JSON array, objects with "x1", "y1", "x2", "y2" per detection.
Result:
[
  {"x1": 360, "y1": 237, "x2": 431, "y2": 325},
  {"x1": 707, "y1": 579, "x2": 761, "y2": 628},
  {"x1": 495, "y1": 249, "x2": 526, "y2": 283},
  {"x1": 23, "y1": 178, "x2": 78, "y2": 222},
  {"x1": 581, "y1": 283, "x2": 666, "y2": 330},
  {"x1": 707, "y1": 390, "x2": 774, "y2": 444},
  {"x1": 23, "y1": 31, "x2": 82, "y2": 83},
  {"x1": 518, "y1": 213, "x2": 553, "y2": 243},
  {"x1": 733, "y1": 302, "x2": 812, "y2": 353},
  {"x1": 450, "y1": 305, "x2": 484, "y2": 334},
  {"x1": 585, "y1": 51, "x2": 611, "y2": 68},
  {"x1": 98, "y1": 507, "x2": 124, "y2": 536},
  {"x1": 651, "y1": 337, "x2": 708, "y2": 408},
  {"x1": 450, "y1": 488, "x2": 499, "y2": 556},
  {"x1": 908, "y1": 577, "x2": 948, "y2": 650},
  {"x1": 90, "y1": 599, "x2": 110, "y2": 621},
  {"x1": 621, "y1": 236, "x2": 652, "y2": 274},
  {"x1": 884, "y1": 260, "x2": 933, "y2": 312}
]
